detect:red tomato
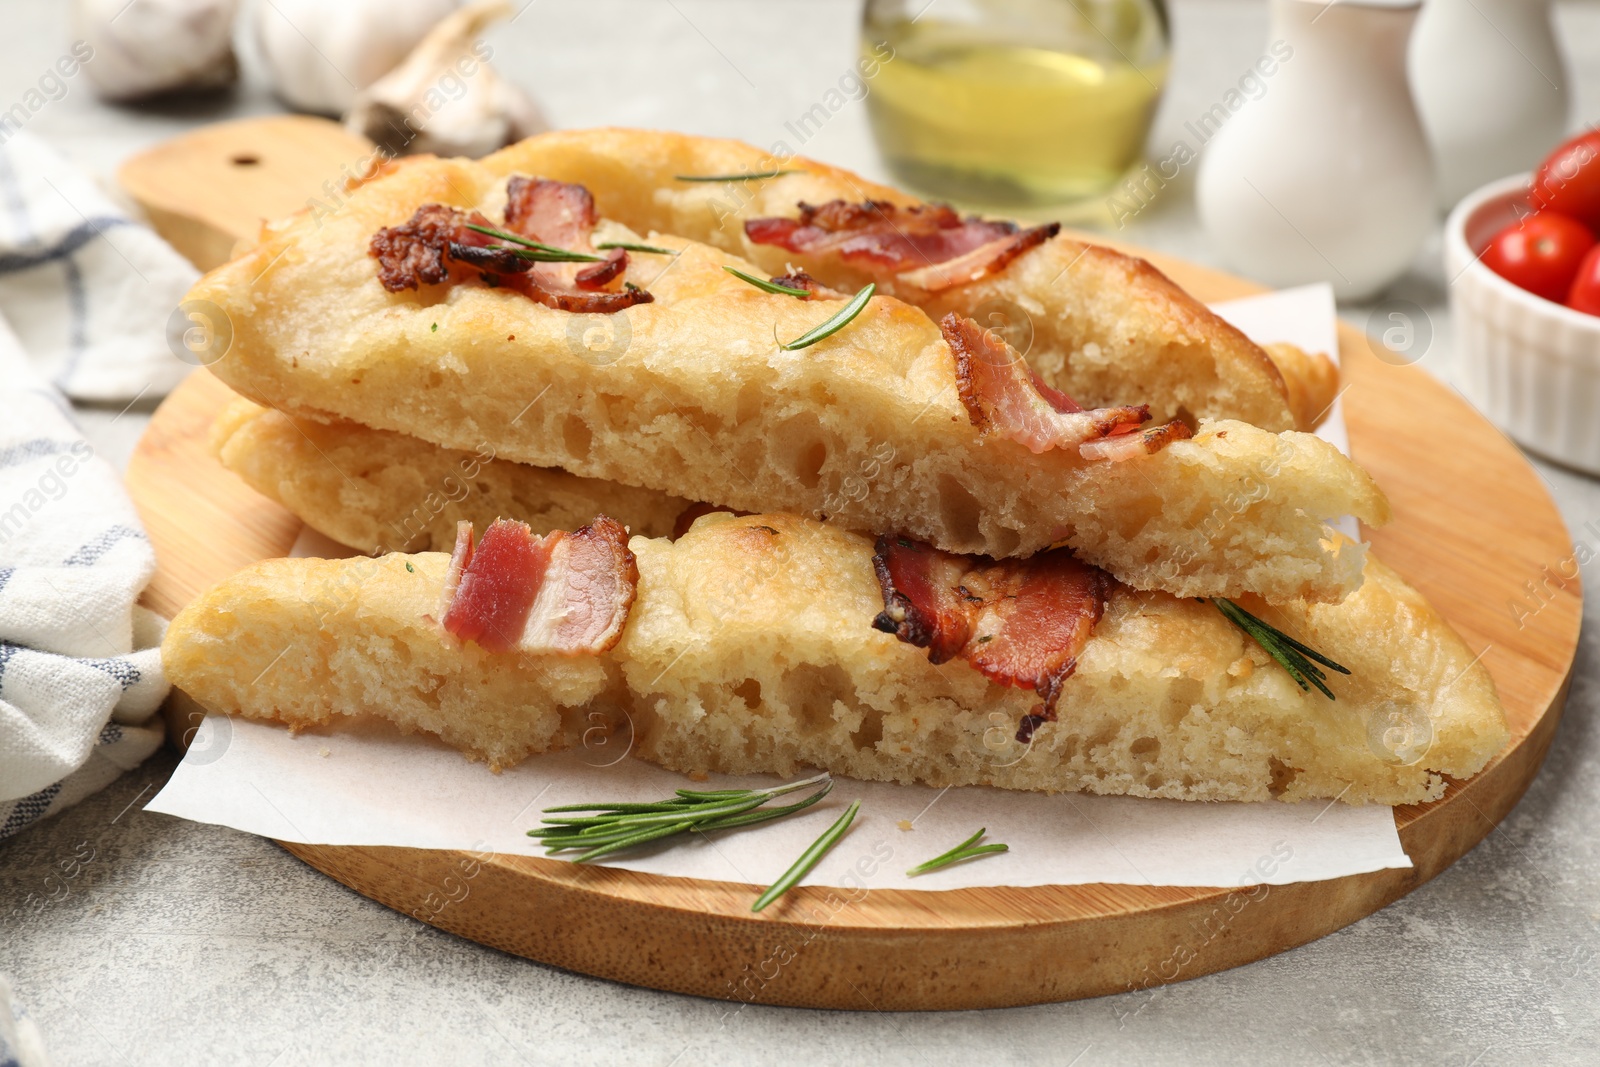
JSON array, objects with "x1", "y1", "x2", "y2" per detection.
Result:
[
  {"x1": 1481, "y1": 212, "x2": 1596, "y2": 303},
  {"x1": 1532, "y1": 130, "x2": 1600, "y2": 231},
  {"x1": 1567, "y1": 244, "x2": 1600, "y2": 316}
]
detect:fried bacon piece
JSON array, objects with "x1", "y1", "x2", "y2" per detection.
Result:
[
  {"x1": 872, "y1": 536, "x2": 1115, "y2": 736},
  {"x1": 371, "y1": 205, "x2": 510, "y2": 292},
  {"x1": 942, "y1": 314, "x2": 1159, "y2": 457},
  {"x1": 896, "y1": 225, "x2": 1057, "y2": 292},
  {"x1": 438, "y1": 516, "x2": 638, "y2": 655},
  {"x1": 498, "y1": 176, "x2": 655, "y2": 312},
  {"x1": 768, "y1": 269, "x2": 848, "y2": 300},
  {"x1": 744, "y1": 200, "x2": 1059, "y2": 291},
  {"x1": 505, "y1": 176, "x2": 596, "y2": 242},
  {"x1": 1078, "y1": 420, "x2": 1195, "y2": 463},
  {"x1": 501, "y1": 270, "x2": 650, "y2": 314},
  {"x1": 438, "y1": 519, "x2": 477, "y2": 610},
  {"x1": 871, "y1": 536, "x2": 977, "y2": 664},
  {"x1": 575, "y1": 248, "x2": 628, "y2": 289},
  {"x1": 369, "y1": 177, "x2": 653, "y2": 313},
  {"x1": 447, "y1": 240, "x2": 536, "y2": 275}
]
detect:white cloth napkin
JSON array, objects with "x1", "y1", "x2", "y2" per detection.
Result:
[
  {"x1": 0, "y1": 131, "x2": 197, "y2": 402},
  {"x1": 0, "y1": 130, "x2": 188, "y2": 839},
  {"x1": 0, "y1": 974, "x2": 51, "y2": 1067}
]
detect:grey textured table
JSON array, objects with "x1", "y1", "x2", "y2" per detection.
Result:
[{"x1": 4, "y1": 1, "x2": 1600, "y2": 1063}]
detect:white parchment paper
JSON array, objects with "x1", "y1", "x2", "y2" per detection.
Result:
[{"x1": 148, "y1": 283, "x2": 1410, "y2": 890}]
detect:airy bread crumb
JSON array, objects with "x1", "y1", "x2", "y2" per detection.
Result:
[
  {"x1": 162, "y1": 513, "x2": 1506, "y2": 806},
  {"x1": 211, "y1": 397, "x2": 689, "y2": 552},
  {"x1": 191, "y1": 159, "x2": 1388, "y2": 601}
]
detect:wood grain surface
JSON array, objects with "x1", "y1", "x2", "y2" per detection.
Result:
[
  {"x1": 123, "y1": 118, "x2": 1582, "y2": 1010},
  {"x1": 118, "y1": 115, "x2": 374, "y2": 271}
]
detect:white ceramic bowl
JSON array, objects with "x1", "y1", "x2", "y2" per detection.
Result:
[{"x1": 1447, "y1": 172, "x2": 1600, "y2": 475}]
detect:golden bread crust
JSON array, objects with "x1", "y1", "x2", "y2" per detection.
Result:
[
  {"x1": 191, "y1": 157, "x2": 1386, "y2": 601},
  {"x1": 487, "y1": 127, "x2": 1320, "y2": 431},
  {"x1": 213, "y1": 396, "x2": 1386, "y2": 603},
  {"x1": 212, "y1": 397, "x2": 689, "y2": 551},
  {"x1": 1265, "y1": 342, "x2": 1342, "y2": 432},
  {"x1": 157, "y1": 552, "x2": 611, "y2": 767},
  {"x1": 162, "y1": 513, "x2": 1505, "y2": 804}
]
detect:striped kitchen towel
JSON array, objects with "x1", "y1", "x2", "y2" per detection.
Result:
[
  {"x1": 0, "y1": 314, "x2": 167, "y2": 839},
  {"x1": 0, "y1": 130, "x2": 197, "y2": 402}
]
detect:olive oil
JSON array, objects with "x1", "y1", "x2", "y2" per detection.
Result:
[{"x1": 863, "y1": 1, "x2": 1169, "y2": 208}]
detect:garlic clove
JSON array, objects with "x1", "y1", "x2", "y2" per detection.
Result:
[
  {"x1": 343, "y1": 0, "x2": 549, "y2": 159},
  {"x1": 252, "y1": 0, "x2": 459, "y2": 116},
  {"x1": 72, "y1": 0, "x2": 240, "y2": 102}
]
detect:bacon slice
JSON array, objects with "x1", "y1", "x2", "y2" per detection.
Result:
[
  {"x1": 504, "y1": 175, "x2": 596, "y2": 248},
  {"x1": 370, "y1": 205, "x2": 510, "y2": 292},
  {"x1": 499, "y1": 176, "x2": 652, "y2": 313},
  {"x1": 943, "y1": 313, "x2": 1152, "y2": 455},
  {"x1": 447, "y1": 240, "x2": 535, "y2": 276},
  {"x1": 745, "y1": 201, "x2": 1010, "y2": 267},
  {"x1": 1078, "y1": 420, "x2": 1195, "y2": 463},
  {"x1": 957, "y1": 550, "x2": 1111, "y2": 707},
  {"x1": 368, "y1": 177, "x2": 654, "y2": 313},
  {"x1": 501, "y1": 273, "x2": 651, "y2": 314},
  {"x1": 436, "y1": 519, "x2": 476, "y2": 618},
  {"x1": 896, "y1": 225, "x2": 1058, "y2": 292},
  {"x1": 768, "y1": 269, "x2": 848, "y2": 301},
  {"x1": 574, "y1": 248, "x2": 628, "y2": 290},
  {"x1": 872, "y1": 536, "x2": 1114, "y2": 733},
  {"x1": 744, "y1": 200, "x2": 1058, "y2": 290},
  {"x1": 871, "y1": 535, "x2": 979, "y2": 665},
  {"x1": 440, "y1": 519, "x2": 558, "y2": 653},
  {"x1": 519, "y1": 516, "x2": 639, "y2": 652},
  {"x1": 439, "y1": 516, "x2": 638, "y2": 655}
]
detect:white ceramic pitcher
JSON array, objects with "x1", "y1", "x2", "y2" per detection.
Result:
[
  {"x1": 1196, "y1": 0, "x2": 1434, "y2": 302},
  {"x1": 1410, "y1": 0, "x2": 1571, "y2": 208}
]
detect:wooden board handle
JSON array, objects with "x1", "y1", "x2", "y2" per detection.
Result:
[{"x1": 118, "y1": 115, "x2": 375, "y2": 271}]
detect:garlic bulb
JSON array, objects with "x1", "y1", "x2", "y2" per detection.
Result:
[
  {"x1": 72, "y1": 0, "x2": 240, "y2": 101},
  {"x1": 344, "y1": 0, "x2": 548, "y2": 159},
  {"x1": 254, "y1": 0, "x2": 459, "y2": 116}
]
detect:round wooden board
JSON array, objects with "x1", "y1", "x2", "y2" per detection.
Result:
[{"x1": 129, "y1": 247, "x2": 1581, "y2": 1011}]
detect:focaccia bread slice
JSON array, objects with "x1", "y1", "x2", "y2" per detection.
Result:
[
  {"x1": 192, "y1": 157, "x2": 1387, "y2": 601},
  {"x1": 487, "y1": 127, "x2": 1335, "y2": 432},
  {"x1": 211, "y1": 396, "x2": 690, "y2": 552},
  {"x1": 162, "y1": 512, "x2": 1507, "y2": 806}
]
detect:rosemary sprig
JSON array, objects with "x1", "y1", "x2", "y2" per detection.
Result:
[
  {"x1": 1213, "y1": 598, "x2": 1350, "y2": 699},
  {"x1": 906, "y1": 828, "x2": 1008, "y2": 876},
  {"x1": 674, "y1": 169, "x2": 797, "y2": 182},
  {"x1": 463, "y1": 223, "x2": 605, "y2": 262},
  {"x1": 778, "y1": 283, "x2": 875, "y2": 350},
  {"x1": 752, "y1": 799, "x2": 861, "y2": 912},
  {"x1": 528, "y1": 772, "x2": 833, "y2": 864},
  {"x1": 595, "y1": 240, "x2": 680, "y2": 255},
  {"x1": 724, "y1": 265, "x2": 811, "y2": 297}
]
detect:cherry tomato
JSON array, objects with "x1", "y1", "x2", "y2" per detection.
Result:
[
  {"x1": 1481, "y1": 212, "x2": 1596, "y2": 303},
  {"x1": 1566, "y1": 244, "x2": 1600, "y2": 316},
  {"x1": 1532, "y1": 130, "x2": 1600, "y2": 231}
]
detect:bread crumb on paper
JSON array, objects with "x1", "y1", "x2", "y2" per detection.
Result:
[{"x1": 897, "y1": 820, "x2": 913, "y2": 832}]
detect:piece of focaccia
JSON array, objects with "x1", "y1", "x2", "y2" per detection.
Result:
[
  {"x1": 192, "y1": 159, "x2": 1387, "y2": 602},
  {"x1": 211, "y1": 397, "x2": 690, "y2": 552},
  {"x1": 162, "y1": 511, "x2": 1507, "y2": 806},
  {"x1": 485, "y1": 127, "x2": 1335, "y2": 432}
]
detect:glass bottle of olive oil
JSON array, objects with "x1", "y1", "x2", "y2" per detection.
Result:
[{"x1": 862, "y1": 0, "x2": 1171, "y2": 209}]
